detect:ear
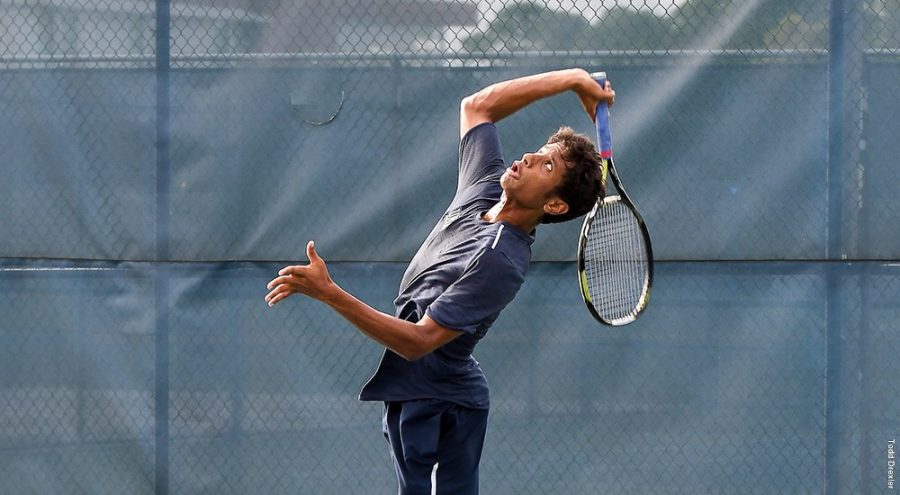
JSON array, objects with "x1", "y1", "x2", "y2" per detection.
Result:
[{"x1": 543, "y1": 197, "x2": 569, "y2": 217}]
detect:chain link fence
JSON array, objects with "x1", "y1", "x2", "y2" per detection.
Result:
[{"x1": 1, "y1": 1, "x2": 899, "y2": 494}]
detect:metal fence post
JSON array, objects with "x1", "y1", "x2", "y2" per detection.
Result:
[
  {"x1": 154, "y1": 0, "x2": 172, "y2": 494},
  {"x1": 825, "y1": 0, "x2": 863, "y2": 493}
]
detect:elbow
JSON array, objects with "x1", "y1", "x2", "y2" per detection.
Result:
[
  {"x1": 460, "y1": 94, "x2": 478, "y2": 116},
  {"x1": 397, "y1": 344, "x2": 428, "y2": 362},
  {"x1": 395, "y1": 316, "x2": 459, "y2": 362},
  {"x1": 396, "y1": 332, "x2": 433, "y2": 362},
  {"x1": 460, "y1": 93, "x2": 492, "y2": 122},
  {"x1": 459, "y1": 95, "x2": 493, "y2": 135}
]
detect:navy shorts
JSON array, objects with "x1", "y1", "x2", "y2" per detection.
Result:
[{"x1": 382, "y1": 399, "x2": 489, "y2": 495}]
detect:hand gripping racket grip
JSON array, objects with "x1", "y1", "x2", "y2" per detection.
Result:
[{"x1": 590, "y1": 71, "x2": 612, "y2": 159}]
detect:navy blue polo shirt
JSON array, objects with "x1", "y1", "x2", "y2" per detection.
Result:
[{"x1": 359, "y1": 123, "x2": 534, "y2": 409}]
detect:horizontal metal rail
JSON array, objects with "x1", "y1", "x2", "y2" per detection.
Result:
[{"x1": 6, "y1": 47, "x2": 900, "y2": 69}]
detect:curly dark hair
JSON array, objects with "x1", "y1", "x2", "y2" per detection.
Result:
[{"x1": 540, "y1": 126, "x2": 604, "y2": 224}]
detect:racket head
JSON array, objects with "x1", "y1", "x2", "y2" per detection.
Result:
[{"x1": 577, "y1": 185, "x2": 653, "y2": 326}]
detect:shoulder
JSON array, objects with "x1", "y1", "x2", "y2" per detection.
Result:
[
  {"x1": 456, "y1": 122, "x2": 506, "y2": 195},
  {"x1": 459, "y1": 122, "x2": 503, "y2": 159},
  {"x1": 461, "y1": 121, "x2": 499, "y2": 143}
]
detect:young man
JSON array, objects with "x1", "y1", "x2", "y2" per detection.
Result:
[{"x1": 265, "y1": 68, "x2": 614, "y2": 494}]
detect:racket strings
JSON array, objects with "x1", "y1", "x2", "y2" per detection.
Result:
[{"x1": 583, "y1": 201, "x2": 649, "y2": 321}]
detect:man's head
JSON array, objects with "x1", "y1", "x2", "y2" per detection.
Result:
[
  {"x1": 500, "y1": 126, "x2": 604, "y2": 225},
  {"x1": 540, "y1": 126, "x2": 604, "y2": 224}
]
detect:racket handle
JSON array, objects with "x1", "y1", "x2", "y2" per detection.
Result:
[{"x1": 590, "y1": 71, "x2": 612, "y2": 159}]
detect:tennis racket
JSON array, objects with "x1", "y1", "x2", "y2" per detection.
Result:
[{"x1": 577, "y1": 72, "x2": 653, "y2": 326}]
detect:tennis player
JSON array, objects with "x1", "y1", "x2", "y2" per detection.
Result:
[{"x1": 265, "y1": 68, "x2": 614, "y2": 494}]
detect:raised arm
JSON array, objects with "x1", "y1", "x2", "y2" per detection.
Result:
[{"x1": 459, "y1": 68, "x2": 615, "y2": 137}]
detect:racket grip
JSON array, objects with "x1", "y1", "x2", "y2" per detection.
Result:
[{"x1": 590, "y1": 72, "x2": 612, "y2": 159}]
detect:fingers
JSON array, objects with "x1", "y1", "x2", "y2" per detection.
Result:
[
  {"x1": 278, "y1": 265, "x2": 297, "y2": 276},
  {"x1": 266, "y1": 270, "x2": 302, "y2": 303},
  {"x1": 265, "y1": 285, "x2": 293, "y2": 307},
  {"x1": 267, "y1": 274, "x2": 294, "y2": 290},
  {"x1": 603, "y1": 81, "x2": 615, "y2": 106}
]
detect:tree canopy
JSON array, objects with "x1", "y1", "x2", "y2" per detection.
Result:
[{"x1": 461, "y1": 0, "x2": 894, "y2": 53}]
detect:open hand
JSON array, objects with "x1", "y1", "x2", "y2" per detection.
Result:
[{"x1": 265, "y1": 241, "x2": 335, "y2": 307}]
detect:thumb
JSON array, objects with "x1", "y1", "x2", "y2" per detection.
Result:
[{"x1": 306, "y1": 240, "x2": 322, "y2": 263}]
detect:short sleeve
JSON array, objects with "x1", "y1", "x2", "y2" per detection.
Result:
[
  {"x1": 457, "y1": 123, "x2": 505, "y2": 193},
  {"x1": 426, "y1": 247, "x2": 525, "y2": 336}
]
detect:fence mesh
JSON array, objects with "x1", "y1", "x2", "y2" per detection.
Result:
[{"x1": 1, "y1": 1, "x2": 899, "y2": 494}]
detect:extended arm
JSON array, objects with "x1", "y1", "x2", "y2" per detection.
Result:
[
  {"x1": 265, "y1": 241, "x2": 462, "y2": 361},
  {"x1": 459, "y1": 68, "x2": 615, "y2": 137}
]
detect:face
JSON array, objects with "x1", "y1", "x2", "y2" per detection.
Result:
[{"x1": 500, "y1": 142, "x2": 570, "y2": 216}]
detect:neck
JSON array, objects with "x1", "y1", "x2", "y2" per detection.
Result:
[{"x1": 483, "y1": 194, "x2": 540, "y2": 233}]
